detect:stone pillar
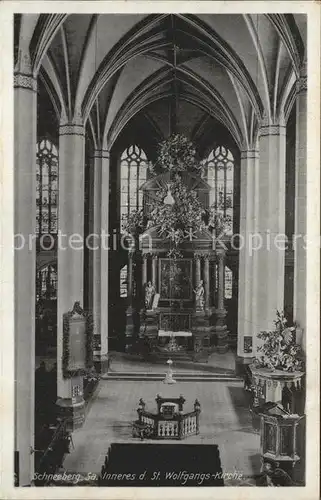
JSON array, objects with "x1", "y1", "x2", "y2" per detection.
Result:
[
  {"x1": 236, "y1": 150, "x2": 259, "y2": 371},
  {"x1": 216, "y1": 250, "x2": 229, "y2": 353},
  {"x1": 254, "y1": 120, "x2": 286, "y2": 349},
  {"x1": 92, "y1": 150, "x2": 109, "y2": 373},
  {"x1": 56, "y1": 117, "x2": 86, "y2": 428},
  {"x1": 152, "y1": 254, "x2": 158, "y2": 290},
  {"x1": 217, "y1": 251, "x2": 225, "y2": 311},
  {"x1": 14, "y1": 54, "x2": 37, "y2": 486},
  {"x1": 142, "y1": 253, "x2": 148, "y2": 288},
  {"x1": 125, "y1": 250, "x2": 134, "y2": 337},
  {"x1": 100, "y1": 151, "x2": 109, "y2": 365},
  {"x1": 203, "y1": 255, "x2": 210, "y2": 313},
  {"x1": 195, "y1": 254, "x2": 201, "y2": 285},
  {"x1": 293, "y1": 66, "x2": 307, "y2": 352}
]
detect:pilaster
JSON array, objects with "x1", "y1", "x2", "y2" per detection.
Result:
[
  {"x1": 294, "y1": 65, "x2": 307, "y2": 351},
  {"x1": 254, "y1": 120, "x2": 286, "y2": 343},
  {"x1": 237, "y1": 149, "x2": 259, "y2": 361},
  {"x1": 56, "y1": 119, "x2": 86, "y2": 427},
  {"x1": 92, "y1": 150, "x2": 110, "y2": 373},
  {"x1": 14, "y1": 63, "x2": 37, "y2": 486}
]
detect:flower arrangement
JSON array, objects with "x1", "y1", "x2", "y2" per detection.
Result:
[
  {"x1": 253, "y1": 311, "x2": 303, "y2": 372},
  {"x1": 121, "y1": 208, "x2": 146, "y2": 235},
  {"x1": 147, "y1": 175, "x2": 206, "y2": 247},
  {"x1": 156, "y1": 134, "x2": 204, "y2": 175}
]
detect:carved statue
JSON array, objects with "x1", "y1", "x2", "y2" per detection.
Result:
[
  {"x1": 145, "y1": 281, "x2": 155, "y2": 310},
  {"x1": 193, "y1": 280, "x2": 205, "y2": 311}
]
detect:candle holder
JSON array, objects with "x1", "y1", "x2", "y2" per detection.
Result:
[{"x1": 163, "y1": 359, "x2": 176, "y2": 384}]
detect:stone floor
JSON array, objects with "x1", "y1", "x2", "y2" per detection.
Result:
[
  {"x1": 63, "y1": 379, "x2": 261, "y2": 485},
  {"x1": 108, "y1": 350, "x2": 236, "y2": 374}
]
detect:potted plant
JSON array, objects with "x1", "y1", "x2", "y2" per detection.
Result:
[
  {"x1": 253, "y1": 311, "x2": 304, "y2": 373},
  {"x1": 249, "y1": 311, "x2": 305, "y2": 415}
]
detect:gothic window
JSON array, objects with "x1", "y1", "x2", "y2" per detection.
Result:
[
  {"x1": 205, "y1": 145, "x2": 234, "y2": 233},
  {"x1": 36, "y1": 264, "x2": 57, "y2": 302},
  {"x1": 120, "y1": 265, "x2": 128, "y2": 297},
  {"x1": 36, "y1": 139, "x2": 59, "y2": 234},
  {"x1": 120, "y1": 145, "x2": 147, "y2": 228},
  {"x1": 224, "y1": 267, "x2": 233, "y2": 299}
]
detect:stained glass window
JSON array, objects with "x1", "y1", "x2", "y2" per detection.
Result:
[
  {"x1": 36, "y1": 139, "x2": 59, "y2": 234},
  {"x1": 205, "y1": 145, "x2": 234, "y2": 234},
  {"x1": 36, "y1": 264, "x2": 57, "y2": 301},
  {"x1": 120, "y1": 265, "x2": 128, "y2": 297},
  {"x1": 120, "y1": 145, "x2": 147, "y2": 229},
  {"x1": 224, "y1": 267, "x2": 233, "y2": 299}
]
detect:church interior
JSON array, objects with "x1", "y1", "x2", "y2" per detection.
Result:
[{"x1": 14, "y1": 12, "x2": 308, "y2": 488}]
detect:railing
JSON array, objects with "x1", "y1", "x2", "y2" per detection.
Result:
[{"x1": 133, "y1": 410, "x2": 200, "y2": 440}]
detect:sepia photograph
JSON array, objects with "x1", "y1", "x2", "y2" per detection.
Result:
[{"x1": 0, "y1": 2, "x2": 320, "y2": 499}]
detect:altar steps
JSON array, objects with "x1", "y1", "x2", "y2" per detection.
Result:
[{"x1": 102, "y1": 372, "x2": 242, "y2": 382}]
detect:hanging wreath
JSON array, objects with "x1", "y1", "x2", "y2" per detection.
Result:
[{"x1": 156, "y1": 134, "x2": 204, "y2": 175}]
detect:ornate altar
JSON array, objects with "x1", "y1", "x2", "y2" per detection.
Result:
[
  {"x1": 124, "y1": 170, "x2": 230, "y2": 359},
  {"x1": 132, "y1": 395, "x2": 201, "y2": 440}
]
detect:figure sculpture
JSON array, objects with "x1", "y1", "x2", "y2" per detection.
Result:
[
  {"x1": 193, "y1": 280, "x2": 205, "y2": 311},
  {"x1": 145, "y1": 281, "x2": 155, "y2": 310}
]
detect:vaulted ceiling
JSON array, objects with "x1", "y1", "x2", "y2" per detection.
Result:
[{"x1": 16, "y1": 13, "x2": 306, "y2": 152}]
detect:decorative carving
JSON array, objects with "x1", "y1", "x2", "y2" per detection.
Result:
[
  {"x1": 240, "y1": 150, "x2": 259, "y2": 160},
  {"x1": 296, "y1": 75, "x2": 307, "y2": 94},
  {"x1": 93, "y1": 149, "x2": 110, "y2": 159},
  {"x1": 144, "y1": 281, "x2": 155, "y2": 310},
  {"x1": 259, "y1": 124, "x2": 286, "y2": 137},
  {"x1": 14, "y1": 73, "x2": 37, "y2": 92},
  {"x1": 62, "y1": 301, "x2": 94, "y2": 379},
  {"x1": 193, "y1": 280, "x2": 205, "y2": 311},
  {"x1": 59, "y1": 123, "x2": 85, "y2": 137}
]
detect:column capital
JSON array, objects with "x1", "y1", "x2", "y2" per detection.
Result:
[
  {"x1": 92, "y1": 149, "x2": 110, "y2": 159},
  {"x1": 194, "y1": 253, "x2": 202, "y2": 261},
  {"x1": 259, "y1": 115, "x2": 286, "y2": 137},
  {"x1": 216, "y1": 249, "x2": 225, "y2": 261},
  {"x1": 14, "y1": 72, "x2": 37, "y2": 92},
  {"x1": 152, "y1": 254, "x2": 158, "y2": 260},
  {"x1": 59, "y1": 121, "x2": 85, "y2": 137},
  {"x1": 296, "y1": 65, "x2": 307, "y2": 95},
  {"x1": 259, "y1": 120, "x2": 286, "y2": 137},
  {"x1": 240, "y1": 149, "x2": 259, "y2": 160}
]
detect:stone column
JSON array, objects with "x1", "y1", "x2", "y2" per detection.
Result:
[
  {"x1": 92, "y1": 150, "x2": 109, "y2": 373},
  {"x1": 142, "y1": 253, "x2": 148, "y2": 288},
  {"x1": 195, "y1": 254, "x2": 201, "y2": 285},
  {"x1": 254, "y1": 120, "x2": 286, "y2": 349},
  {"x1": 236, "y1": 150, "x2": 259, "y2": 370},
  {"x1": 56, "y1": 117, "x2": 86, "y2": 428},
  {"x1": 152, "y1": 254, "x2": 158, "y2": 290},
  {"x1": 216, "y1": 250, "x2": 228, "y2": 353},
  {"x1": 203, "y1": 254, "x2": 210, "y2": 313},
  {"x1": 293, "y1": 66, "x2": 307, "y2": 352},
  {"x1": 217, "y1": 251, "x2": 225, "y2": 310},
  {"x1": 14, "y1": 53, "x2": 37, "y2": 486},
  {"x1": 125, "y1": 250, "x2": 134, "y2": 337},
  {"x1": 100, "y1": 151, "x2": 109, "y2": 365}
]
